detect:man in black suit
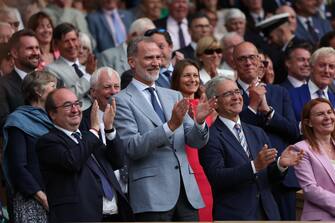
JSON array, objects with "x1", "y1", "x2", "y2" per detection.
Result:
[
  {"x1": 178, "y1": 12, "x2": 211, "y2": 60},
  {"x1": 36, "y1": 88, "x2": 133, "y2": 222},
  {"x1": 0, "y1": 29, "x2": 40, "y2": 135}
]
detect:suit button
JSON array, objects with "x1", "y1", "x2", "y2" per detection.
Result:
[
  {"x1": 174, "y1": 149, "x2": 177, "y2": 152},
  {"x1": 175, "y1": 166, "x2": 179, "y2": 169}
]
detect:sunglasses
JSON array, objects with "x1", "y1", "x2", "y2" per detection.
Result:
[
  {"x1": 144, "y1": 28, "x2": 167, "y2": 37},
  {"x1": 204, "y1": 48, "x2": 223, "y2": 55}
]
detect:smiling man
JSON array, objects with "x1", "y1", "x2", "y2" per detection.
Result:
[
  {"x1": 289, "y1": 47, "x2": 335, "y2": 122},
  {"x1": 45, "y1": 22, "x2": 92, "y2": 110},
  {"x1": 0, "y1": 29, "x2": 40, "y2": 134},
  {"x1": 36, "y1": 88, "x2": 133, "y2": 222},
  {"x1": 199, "y1": 76, "x2": 304, "y2": 220},
  {"x1": 114, "y1": 36, "x2": 216, "y2": 221}
]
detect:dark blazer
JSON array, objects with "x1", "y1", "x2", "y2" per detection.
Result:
[
  {"x1": 280, "y1": 78, "x2": 295, "y2": 91},
  {"x1": 7, "y1": 128, "x2": 44, "y2": 196},
  {"x1": 295, "y1": 15, "x2": 332, "y2": 46},
  {"x1": 177, "y1": 44, "x2": 195, "y2": 60},
  {"x1": 36, "y1": 128, "x2": 133, "y2": 222},
  {"x1": 199, "y1": 118, "x2": 283, "y2": 220},
  {"x1": 156, "y1": 72, "x2": 171, "y2": 89},
  {"x1": 289, "y1": 84, "x2": 335, "y2": 122},
  {"x1": 86, "y1": 9, "x2": 134, "y2": 52},
  {"x1": 0, "y1": 70, "x2": 24, "y2": 134}
]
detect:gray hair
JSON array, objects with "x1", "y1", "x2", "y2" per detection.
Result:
[
  {"x1": 224, "y1": 8, "x2": 246, "y2": 25},
  {"x1": 310, "y1": 47, "x2": 335, "y2": 66},
  {"x1": 205, "y1": 76, "x2": 235, "y2": 99},
  {"x1": 220, "y1": 32, "x2": 244, "y2": 49},
  {"x1": 79, "y1": 32, "x2": 93, "y2": 53},
  {"x1": 90, "y1": 67, "x2": 120, "y2": 89},
  {"x1": 129, "y1": 17, "x2": 156, "y2": 37},
  {"x1": 127, "y1": 36, "x2": 154, "y2": 58}
]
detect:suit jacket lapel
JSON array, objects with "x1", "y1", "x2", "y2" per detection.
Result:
[
  {"x1": 215, "y1": 119, "x2": 250, "y2": 161},
  {"x1": 242, "y1": 123, "x2": 258, "y2": 160},
  {"x1": 311, "y1": 147, "x2": 335, "y2": 184},
  {"x1": 127, "y1": 83, "x2": 162, "y2": 126},
  {"x1": 99, "y1": 11, "x2": 114, "y2": 40}
]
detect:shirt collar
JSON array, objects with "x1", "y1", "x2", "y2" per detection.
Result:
[
  {"x1": 219, "y1": 115, "x2": 241, "y2": 131},
  {"x1": 237, "y1": 79, "x2": 249, "y2": 92},
  {"x1": 287, "y1": 75, "x2": 306, "y2": 88},
  {"x1": 54, "y1": 124, "x2": 81, "y2": 142},
  {"x1": 14, "y1": 66, "x2": 28, "y2": 80},
  {"x1": 132, "y1": 78, "x2": 157, "y2": 92},
  {"x1": 308, "y1": 79, "x2": 328, "y2": 94},
  {"x1": 60, "y1": 56, "x2": 80, "y2": 66},
  {"x1": 190, "y1": 41, "x2": 197, "y2": 50},
  {"x1": 167, "y1": 16, "x2": 188, "y2": 26}
]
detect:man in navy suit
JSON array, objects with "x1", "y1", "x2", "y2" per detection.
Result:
[
  {"x1": 199, "y1": 76, "x2": 303, "y2": 220},
  {"x1": 36, "y1": 88, "x2": 133, "y2": 222},
  {"x1": 280, "y1": 42, "x2": 312, "y2": 91},
  {"x1": 293, "y1": 0, "x2": 332, "y2": 47},
  {"x1": 289, "y1": 47, "x2": 335, "y2": 122},
  {"x1": 86, "y1": 0, "x2": 134, "y2": 52},
  {"x1": 233, "y1": 41, "x2": 300, "y2": 220}
]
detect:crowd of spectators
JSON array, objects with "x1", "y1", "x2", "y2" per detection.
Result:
[{"x1": 0, "y1": 0, "x2": 335, "y2": 222}]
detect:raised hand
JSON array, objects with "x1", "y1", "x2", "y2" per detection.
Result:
[
  {"x1": 254, "y1": 144, "x2": 278, "y2": 172},
  {"x1": 279, "y1": 145, "x2": 304, "y2": 167},
  {"x1": 85, "y1": 53, "x2": 97, "y2": 74},
  {"x1": 90, "y1": 100, "x2": 100, "y2": 131},
  {"x1": 248, "y1": 83, "x2": 266, "y2": 111},
  {"x1": 195, "y1": 93, "x2": 217, "y2": 125},
  {"x1": 168, "y1": 99, "x2": 189, "y2": 131},
  {"x1": 103, "y1": 97, "x2": 116, "y2": 130}
]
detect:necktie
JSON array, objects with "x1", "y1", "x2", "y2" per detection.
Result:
[
  {"x1": 305, "y1": 19, "x2": 319, "y2": 43},
  {"x1": 316, "y1": 89, "x2": 325, "y2": 98},
  {"x1": 72, "y1": 63, "x2": 84, "y2": 78},
  {"x1": 234, "y1": 124, "x2": 250, "y2": 158},
  {"x1": 178, "y1": 22, "x2": 186, "y2": 48},
  {"x1": 163, "y1": 70, "x2": 172, "y2": 82},
  {"x1": 71, "y1": 132, "x2": 114, "y2": 200},
  {"x1": 146, "y1": 87, "x2": 166, "y2": 122},
  {"x1": 111, "y1": 12, "x2": 126, "y2": 45}
]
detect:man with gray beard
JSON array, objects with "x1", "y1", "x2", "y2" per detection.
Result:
[{"x1": 114, "y1": 36, "x2": 216, "y2": 221}]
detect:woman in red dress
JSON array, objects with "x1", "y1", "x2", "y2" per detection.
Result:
[{"x1": 171, "y1": 59, "x2": 215, "y2": 221}]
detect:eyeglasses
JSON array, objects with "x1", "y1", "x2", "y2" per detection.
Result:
[
  {"x1": 144, "y1": 28, "x2": 167, "y2": 37},
  {"x1": 193, "y1": 24, "x2": 211, "y2": 29},
  {"x1": 216, "y1": 89, "x2": 243, "y2": 98},
  {"x1": 204, "y1": 48, "x2": 223, "y2": 55},
  {"x1": 55, "y1": 100, "x2": 83, "y2": 111},
  {"x1": 236, "y1": 54, "x2": 259, "y2": 63}
]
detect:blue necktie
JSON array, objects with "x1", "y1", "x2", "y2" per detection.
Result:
[
  {"x1": 72, "y1": 132, "x2": 114, "y2": 200},
  {"x1": 163, "y1": 70, "x2": 172, "y2": 82},
  {"x1": 72, "y1": 63, "x2": 84, "y2": 78},
  {"x1": 178, "y1": 22, "x2": 186, "y2": 48},
  {"x1": 147, "y1": 87, "x2": 166, "y2": 122},
  {"x1": 306, "y1": 19, "x2": 319, "y2": 43},
  {"x1": 111, "y1": 12, "x2": 126, "y2": 45},
  {"x1": 316, "y1": 89, "x2": 325, "y2": 98}
]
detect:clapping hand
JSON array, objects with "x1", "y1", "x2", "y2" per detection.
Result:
[
  {"x1": 279, "y1": 145, "x2": 304, "y2": 167},
  {"x1": 195, "y1": 93, "x2": 217, "y2": 125},
  {"x1": 103, "y1": 97, "x2": 116, "y2": 130}
]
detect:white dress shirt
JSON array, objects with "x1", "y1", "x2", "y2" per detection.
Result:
[
  {"x1": 308, "y1": 79, "x2": 329, "y2": 100},
  {"x1": 167, "y1": 16, "x2": 191, "y2": 51}
]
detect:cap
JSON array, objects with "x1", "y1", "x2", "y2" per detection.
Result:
[{"x1": 256, "y1": 13, "x2": 289, "y2": 37}]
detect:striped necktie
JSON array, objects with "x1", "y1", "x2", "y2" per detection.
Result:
[{"x1": 234, "y1": 123, "x2": 250, "y2": 158}]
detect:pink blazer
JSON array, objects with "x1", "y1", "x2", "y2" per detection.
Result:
[{"x1": 294, "y1": 140, "x2": 335, "y2": 221}]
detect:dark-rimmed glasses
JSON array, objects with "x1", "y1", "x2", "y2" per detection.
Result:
[{"x1": 55, "y1": 100, "x2": 83, "y2": 111}]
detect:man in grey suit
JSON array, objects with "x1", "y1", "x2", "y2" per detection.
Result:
[
  {"x1": 114, "y1": 36, "x2": 216, "y2": 221},
  {"x1": 45, "y1": 23, "x2": 92, "y2": 110}
]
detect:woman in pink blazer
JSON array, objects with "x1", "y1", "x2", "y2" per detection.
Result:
[{"x1": 294, "y1": 98, "x2": 335, "y2": 221}]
